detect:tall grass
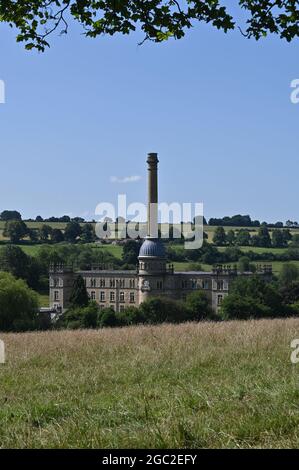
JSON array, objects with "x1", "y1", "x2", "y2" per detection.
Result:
[{"x1": 0, "y1": 319, "x2": 299, "y2": 448}]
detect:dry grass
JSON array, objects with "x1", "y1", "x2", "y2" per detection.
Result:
[{"x1": 1, "y1": 319, "x2": 299, "y2": 449}]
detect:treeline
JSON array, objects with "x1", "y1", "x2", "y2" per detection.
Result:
[
  {"x1": 212, "y1": 226, "x2": 295, "y2": 248},
  {"x1": 2, "y1": 219, "x2": 95, "y2": 244},
  {"x1": 1, "y1": 209, "x2": 299, "y2": 229},
  {"x1": 0, "y1": 241, "x2": 142, "y2": 292},
  {"x1": 167, "y1": 241, "x2": 299, "y2": 266}
]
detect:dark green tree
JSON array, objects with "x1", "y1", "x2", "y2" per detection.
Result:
[
  {"x1": 3, "y1": 220, "x2": 28, "y2": 243},
  {"x1": 38, "y1": 224, "x2": 53, "y2": 242},
  {"x1": 64, "y1": 221, "x2": 82, "y2": 243},
  {"x1": 257, "y1": 225, "x2": 272, "y2": 248},
  {"x1": 0, "y1": 210, "x2": 22, "y2": 221},
  {"x1": 185, "y1": 291, "x2": 213, "y2": 320},
  {"x1": 80, "y1": 223, "x2": 95, "y2": 243},
  {"x1": 51, "y1": 228, "x2": 65, "y2": 243},
  {"x1": 213, "y1": 226, "x2": 227, "y2": 246},
  {"x1": 226, "y1": 230, "x2": 236, "y2": 246},
  {"x1": 272, "y1": 229, "x2": 288, "y2": 248},
  {"x1": 236, "y1": 229, "x2": 251, "y2": 246},
  {"x1": 69, "y1": 275, "x2": 89, "y2": 307},
  {"x1": 122, "y1": 240, "x2": 142, "y2": 265}
]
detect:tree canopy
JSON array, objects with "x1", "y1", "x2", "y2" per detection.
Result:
[{"x1": 1, "y1": 1, "x2": 299, "y2": 51}]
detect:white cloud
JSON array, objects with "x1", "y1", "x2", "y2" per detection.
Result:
[{"x1": 110, "y1": 175, "x2": 142, "y2": 184}]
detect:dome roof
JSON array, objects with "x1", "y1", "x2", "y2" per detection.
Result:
[{"x1": 139, "y1": 238, "x2": 166, "y2": 258}]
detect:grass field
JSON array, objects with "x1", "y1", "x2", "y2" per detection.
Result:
[{"x1": 0, "y1": 319, "x2": 299, "y2": 448}]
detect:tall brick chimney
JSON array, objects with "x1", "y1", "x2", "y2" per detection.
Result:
[{"x1": 147, "y1": 153, "x2": 159, "y2": 238}]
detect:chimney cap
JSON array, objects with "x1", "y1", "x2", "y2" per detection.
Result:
[{"x1": 147, "y1": 152, "x2": 159, "y2": 163}]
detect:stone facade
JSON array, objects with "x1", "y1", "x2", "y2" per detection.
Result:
[
  {"x1": 49, "y1": 152, "x2": 272, "y2": 315},
  {"x1": 49, "y1": 263, "x2": 272, "y2": 314}
]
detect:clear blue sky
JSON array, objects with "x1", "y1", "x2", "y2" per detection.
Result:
[{"x1": 0, "y1": 11, "x2": 298, "y2": 223}]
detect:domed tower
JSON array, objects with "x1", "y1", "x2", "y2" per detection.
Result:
[{"x1": 138, "y1": 153, "x2": 168, "y2": 302}]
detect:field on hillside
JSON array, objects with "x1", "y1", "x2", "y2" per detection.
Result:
[{"x1": 1, "y1": 320, "x2": 299, "y2": 449}]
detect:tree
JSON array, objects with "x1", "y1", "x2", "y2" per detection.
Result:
[
  {"x1": 220, "y1": 276, "x2": 285, "y2": 320},
  {"x1": 226, "y1": 230, "x2": 236, "y2": 246},
  {"x1": 213, "y1": 227, "x2": 226, "y2": 246},
  {"x1": 279, "y1": 263, "x2": 299, "y2": 287},
  {"x1": 0, "y1": 210, "x2": 22, "y2": 221},
  {"x1": 3, "y1": 220, "x2": 28, "y2": 243},
  {"x1": 238, "y1": 256, "x2": 250, "y2": 273},
  {"x1": 64, "y1": 221, "x2": 81, "y2": 243},
  {"x1": 35, "y1": 215, "x2": 44, "y2": 222},
  {"x1": 140, "y1": 297, "x2": 188, "y2": 324},
  {"x1": 256, "y1": 225, "x2": 271, "y2": 248},
  {"x1": 69, "y1": 275, "x2": 89, "y2": 307},
  {"x1": 2, "y1": 2, "x2": 299, "y2": 52},
  {"x1": 122, "y1": 240, "x2": 142, "y2": 265},
  {"x1": 185, "y1": 291, "x2": 213, "y2": 320},
  {"x1": 51, "y1": 228, "x2": 64, "y2": 243},
  {"x1": 80, "y1": 223, "x2": 95, "y2": 243},
  {"x1": 0, "y1": 272, "x2": 39, "y2": 332},
  {"x1": 63, "y1": 301, "x2": 99, "y2": 329},
  {"x1": 28, "y1": 228, "x2": 39, "y2": 243},
  {"x1": 236, "y1": 229, "x2": 251, "y2": 246},
  {"x1": 272, "y1": 229, "x2": 288, "y2": 248},
  {"x1": 38, "y1": 224, "x2": 53, "y2": 242}
]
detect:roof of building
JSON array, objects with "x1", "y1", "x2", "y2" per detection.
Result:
[{"x1": 139, "y1": 238, "x2": 166, "y2": 258}]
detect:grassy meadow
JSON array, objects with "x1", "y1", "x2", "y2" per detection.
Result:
[{"x1": 0, "y1": 319, "x2": 299, "y2": 449}]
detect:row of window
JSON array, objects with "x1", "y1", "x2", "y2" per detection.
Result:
[
  {"x1": 90, "y1": 291, "x2": 135, "y2": 303},
  {"x1": 181, "y1": 279, "x2": 210, "y2": 290},
  {"x1": 89, "y1": 278, "x2": 136, "y2": 289}
]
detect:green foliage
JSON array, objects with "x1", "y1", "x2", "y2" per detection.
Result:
[
  {"x1": 0, "y1": 210, "x2": 22, "y2": 221},
  {"x1": 50, "y1": 228, "x2": 64, "y2": 243},
  {"x1": 213, "y1": 226, "x2": 226, "y2": 246},
  {"x1": 139, "y1": 297, "x2": 188, "y2": 324},
  {"x1": 62, "y1": 302, "x2": 99, "y2": 329},
  {"x1": 69, "y1": 275, "x2": 89, "y2": 308},
  {"x1": 279, "y1": 263, "x2": 299, "y2": 287},
  {"x1": 2, "y1": 2, "x2": 299, "y2": 52},
  {"x1": 122, "y1": 240, "x2": 141, "y2": 265},
  {"x1": 64, "y1": 221, "x2": 82, "y2": 243},
  {"x1": 38, "y1": 224, "x2": 53, "y2": 242},
  {"x1": 0, "y1": 271, "x2": 39, "y2": 331},
  {"x1": 220, "y1": 276, "x2": 285, "y2": 320},
  {"x1": 3, "y1": 219, "x2": 28, "y2": 243},
  {"x1": 185, "y1": 291, "x2": 214, "y2": 320},
  {"x1": 80, "y1": 223, "x2": 95, "y2": 243}
]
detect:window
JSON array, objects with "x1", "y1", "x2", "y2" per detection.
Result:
[
  {"x1": 118, "y1": 279, "x2": 125, "y2": 288},
  {"x1": 120, "y1": 305, "x2": 125, "y2": 312},
  {"x1": 119, "y1": 292, "x2": 125, "y2": 303},
  {"x1": 110, "y1": 279, "x2": 116, "y2": 288},
  {"x1": 90, "y1": 291, "x2": 96, "y2": 300},
  {"x1": 110, "y1": 291, "x2": 115, "y2": 302},
  {"x1": 100, "y1": 279, "x2": 105, "y2": 288},
  {"x1": 130, "y1": 279, "x2": 135, "y2": 289},
  {"x1": 100, "y1": 291, "x2": 105, "y2": 302},
  {"x1": 53, "y1": 277, "x2": 61, "y2": 288},
  {"x1": 182, "y1": 280, "x2": 188, "y2": 289},
  {"x1": 217, "y1": 280, "x2": 224, "y2": 291},
  {"x1": 54, "y1": 290, "x2": 59, "y2": 301},
  {"x1": 99, "y1": 305, "x2": 105, "y2": 310},
  {"x1": 157, "y1": 281, "x2": 163, "y2": 290},
  {"x1": 110, "y1": 305, "x2": 115, "y2": 311},
  {"x1": 130, "y1": 292, "x2": 135, "y2": 303},
  {"x1": 203, "y1": 280, "x2": 209, "y2": 290},
  {"x1": 191, "y1": 279, "x2": 197, "y2": 289},
  {"x1": 217, "y1": 295, "x2": 223, "y2": 306},
  {"x1": 90, "y1": 278, "x2": 96, "y2": 288}
]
